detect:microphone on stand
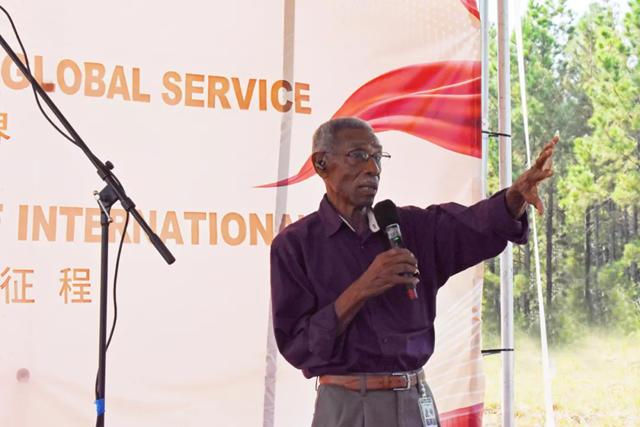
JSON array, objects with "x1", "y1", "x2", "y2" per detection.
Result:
[{"x1": 373, "y1": 199, "x2": 418, "y2": 300}]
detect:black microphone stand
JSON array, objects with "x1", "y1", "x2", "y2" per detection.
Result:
[{"x1": 0, "y1": 33, "x2": 176, "y2": 427}]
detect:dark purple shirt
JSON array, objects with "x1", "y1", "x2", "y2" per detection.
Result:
[{"x1": 270, "y1": 190, "x2": 528, "y2": 378}]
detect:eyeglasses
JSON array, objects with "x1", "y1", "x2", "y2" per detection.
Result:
[{"x1": 327, "y1": 149, "x2": 391, "y2": 166}]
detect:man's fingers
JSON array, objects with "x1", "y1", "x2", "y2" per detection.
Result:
[
  {"x1": 531, "y1": 166, "x2": 554, "y2": 183},
  {"x1": 385, "y1": 274, "x2": 420, "y2": 287},
  {"x1": 534, "y1": 198, "x2": 544, "y2": 215},
  {"x1": 536, "y1": 147, "x2": 553, "y2": 168},
  {"x1": 543, "y1": 135, "x2": 559, "y2": 151},
  {"x1": 385, "y1": 248, "x2": 414, "y2": 257},
  {"x1": 381, "y1": 248, "x2": 417, "y2": 265},
  {"x1": 539, "y1": 143, "x2": 555, "y2": 158},
  {"x1": 509, "y1": 135, "x2": 557, "y2": 217},
  {"x1": 535, "y1": 136, "x2": 558, "y2": 166},
  {"x1": 535, "y1": 154, "x2": 550, "y2": 171},
  {"x1": 389, "y1": 262, "x2": 420, "y2": 276},
  {"x1": 535, "y1": 163, "x2": 555, "y2": 183},
  {"x1": 540, "y1": 136, "x2": 558, "y2": 159}
]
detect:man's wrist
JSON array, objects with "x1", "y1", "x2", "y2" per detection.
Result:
[
  {"x1": 505, "y1": 186, "x2": 527, "y2": 219},
  {"x1": 334, "y1": 279, "x2": 369, "y2": 334},
  {"x1": 348, "y1": 278, "x2": 372, "y2": 303}
]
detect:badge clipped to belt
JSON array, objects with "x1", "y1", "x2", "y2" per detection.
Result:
[{"x1": 417, "y1": 380, "x2": 439, "y2": 426}]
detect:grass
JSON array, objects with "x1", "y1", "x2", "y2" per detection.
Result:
[{"x1": 482, "y1": 330, "x2": 640, "y2": 426}]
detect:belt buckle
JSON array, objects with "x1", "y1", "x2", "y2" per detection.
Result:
[{"x1": 391, "y1": 372, "x2": 412, "y2": 391}]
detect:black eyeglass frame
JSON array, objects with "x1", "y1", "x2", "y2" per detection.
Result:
[{"x1": 324, "y1": 149, "x2": 391, "y2": 165}]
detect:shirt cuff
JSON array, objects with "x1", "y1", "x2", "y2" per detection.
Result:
[
  {"x1": 491, "y1": 189, "x2": 529, "y2": 244},
  {"x1": 308, "y1": 302, "x2": 340, "y2": 361}
]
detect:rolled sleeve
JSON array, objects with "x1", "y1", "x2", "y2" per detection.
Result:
[
  {"x1": 490, "y1": 189, "x2": 529, "y2": 244},
  {"x1": 308, "y1": 303, "x2": 340, "y2": 360}
]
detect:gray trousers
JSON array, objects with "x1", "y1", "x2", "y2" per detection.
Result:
[{"x1": 311, "y1": 383, "x2": 440, "y2": 427}]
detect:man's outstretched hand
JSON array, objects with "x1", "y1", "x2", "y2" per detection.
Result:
[{"x1": 506, "y1": 135, "x2": 559, "y2": 218}]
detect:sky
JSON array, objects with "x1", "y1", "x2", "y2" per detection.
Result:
[
  {"x1": 486, "y1": 0, "x2": 631, "y2": 27},
  {"x1": 564, "y1": 0, "x2": 629, "y2": 16}
]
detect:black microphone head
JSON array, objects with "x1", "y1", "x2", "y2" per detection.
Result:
[{"x1": 373, "y1": 199, "x2": 399, "y2": 228}]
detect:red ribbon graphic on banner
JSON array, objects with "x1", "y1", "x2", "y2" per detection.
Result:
[
  {"x1": 460, "y1": 0, "x2": 480, "y2": 20},
  {"x1": 257, "y1": 60, "x2": 481, "y2": 188}
]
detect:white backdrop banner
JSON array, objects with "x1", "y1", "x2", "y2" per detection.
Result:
[{"x1": 0, "y1": 1, "x2": 483, "y2": 426}]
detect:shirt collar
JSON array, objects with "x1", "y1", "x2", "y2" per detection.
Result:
[
  {"x1": 318, "y1": 195, "x2": 380, "y2": 236},
  {"x1": 367, "y1": 209, "x2": 380, "y2": 232}
]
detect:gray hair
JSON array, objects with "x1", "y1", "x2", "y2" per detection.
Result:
[{"x1": 312, "y1": 117, "x2": 374, "y2": 154}]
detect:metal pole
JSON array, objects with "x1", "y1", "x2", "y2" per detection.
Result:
[
  {"x1": 514, "y1": 0, "x2": 555, "y2": 423},
  {"x1": 480, "y1": 0, "x2": 489, "y2": 198},
  {"x1": 262, "y1": 1, "x2": 296, "y2": 426},
  {"x1": 95, "y1": 185, "x2": 117, "y2": 427},
  {"x1": 497, "y1": 0, "x2": 514, "y2": 426},
  {"x1": 96, "y1": 211, "x2": 109, "y2": 427}
]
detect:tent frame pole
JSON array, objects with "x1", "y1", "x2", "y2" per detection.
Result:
[{"x1": 496, "y1": 0, "x2": 514, "y2": 426}]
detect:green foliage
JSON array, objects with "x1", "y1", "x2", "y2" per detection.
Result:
[
  {"x1": 483, "y1": 0, "x2": 640, "y2": 343},
  {"x1": 621, "y1": 239, "x2": 640, "y2": 266},
  {"x1": 482, "y1": 269, "x2": 501, "y2": 336},
  {"x1": 596, "y1": 262, "x2": 640, "y2": 331}
]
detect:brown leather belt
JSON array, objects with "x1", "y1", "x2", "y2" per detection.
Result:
[{"x1": 318, "y1": 370, "x2": 425, "y2": 391}]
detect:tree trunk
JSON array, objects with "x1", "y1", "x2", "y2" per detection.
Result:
[
  {"x1": 622, "y1": 208, "x2": 631, "y2": 280},
  {"x1": 594, "y1": 206, "x2": 600, "y2": 271},
  {"x1": 633, "y1": 206, "x2": 639, "y2": 283},
  {"x1": 623, "y1": 208, "x2": 629, "y2": 245},
  {"x1": 488, "y1": 257, "x2": 496, "y2": 274},
  {"x1": 546, "y1": 183, "x2": 553, "y2": 311},
  {"x1": 585, "y1": 208, "x2": 592, "y2": 323},
  {"x1": 610, "y1": 200, "x2": 617, "y2": 261}
]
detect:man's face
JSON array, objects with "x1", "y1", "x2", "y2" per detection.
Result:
[{"x1": 322, "y1": 127, "x2": 382, "y2": 213}]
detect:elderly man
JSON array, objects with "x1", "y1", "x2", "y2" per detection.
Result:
[{"x1": 270, "y1": 117, "x2": 556, "y2": 427}]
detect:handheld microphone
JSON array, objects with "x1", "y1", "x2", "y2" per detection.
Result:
[{"x1": 373, "y1": 199, "x2": 418, "y2": 300}]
